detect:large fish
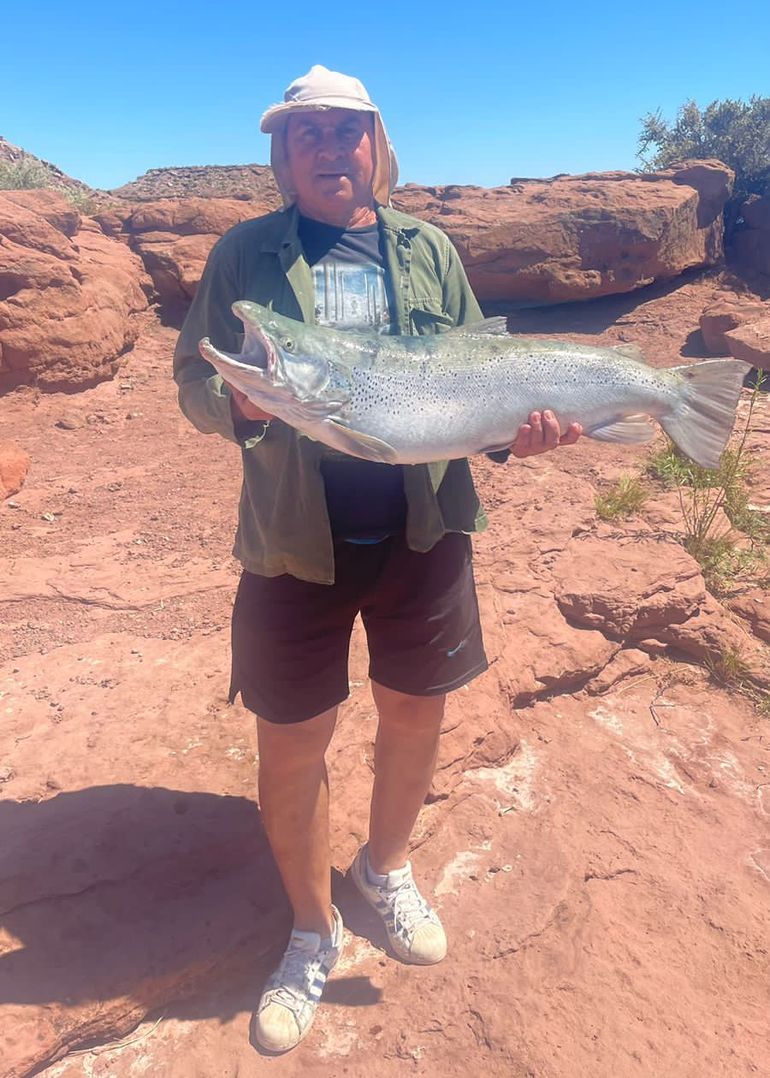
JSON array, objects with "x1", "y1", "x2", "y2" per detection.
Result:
[{"x1": 199, "y1": 301, "x2": 751, "y2": 470}]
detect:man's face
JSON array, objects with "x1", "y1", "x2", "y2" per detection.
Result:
[{"x1": 285, "y1": 109, "x2": 375, "y2": 224}]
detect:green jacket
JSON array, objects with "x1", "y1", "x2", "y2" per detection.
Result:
[{"x1": 173, "y1": 203, "x2": 490, "y2": 584}]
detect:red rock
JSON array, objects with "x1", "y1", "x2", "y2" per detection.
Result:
[
  {"x1": 727, "y1": 588, "x2": 770, "y2": 643},
  {"x1": 699, "y1": 297, "x2": 768, "y2": 354},
  {"x1": 585, "y1": 647, "x2": 651, "y2": 694},
  {"x1": 2, "y1": 277, "x2": 770, "y2": 1077},
  {"x1": 99, "y1": 162, "x2": 733, "y2": 310},
  {"x1": 0, "y1": 188, "x2": 80, "y2": 238},
  {"x1": 0, "y1": 190, "x2": 152, "y2": 391},
  {"x1": 392, "y1": 160, "x2": 732, "y2": 304},
  {"x1": 0, "y1": 440, "x2": 30, "y2": 498},
  {"x1": 121, "y1": 198, "x2": 272, "y2": 305},
  {"x1": 655, "y1": 593, "x2": 770, "y2": 689},
  {"x1": 724, "y1": 316, "x2": 770, "y2": 367},
  {"x1": 552, "y1": 537, "x2": 705, "y2": 637}
]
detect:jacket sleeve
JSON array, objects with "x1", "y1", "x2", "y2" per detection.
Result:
[
  {"x1": 440, "y1": 238, "x2": 484, "y2": 328},
  {"x1": 441, "y1": 236, "x2": 511, "y2": 464},
  {"x1": 172, "y1": 236, "x2": 270, "y2": 448}
]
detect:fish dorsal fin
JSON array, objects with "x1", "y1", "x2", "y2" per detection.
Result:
[
  {"x1": 610, "y1": 343, "x2": 646, "y2": 363},
  {"x1": 445, "y1": 316, "x2": 510, "y2": 336}
]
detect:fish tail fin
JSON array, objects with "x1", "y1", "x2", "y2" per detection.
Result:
[{"x1": 660, "y1": 359, "x2": 751, "y2": 470}]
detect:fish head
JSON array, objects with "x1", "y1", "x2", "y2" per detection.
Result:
[{"x1": 234, "y1": 300, "x2": 334, "y2": 402}]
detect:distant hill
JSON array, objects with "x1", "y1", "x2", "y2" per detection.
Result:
[
  {"x1": 1, "y1": 140, "x2": 281, "y2": 206},
  {"x1": 0, "y1": 136, "x2": 96, "y2": 194},
  {"x1": 109, "y1": 163, "x2": 280, "y2": 203}
]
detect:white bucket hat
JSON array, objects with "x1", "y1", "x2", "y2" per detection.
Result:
[{"x1": 260, "y1": 65, "x2": 399, "y2": 208}]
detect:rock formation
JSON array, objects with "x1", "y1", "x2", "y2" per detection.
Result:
[
  {"x1": 109, "y1": 163, "x2": 280, "y2": 204},
  {"x1": 0, "y1": 137, "x2": 96, "y2": 199},
  {"x1": 96, "y1": 198, "x2": 274, "y2": 307},
  {"x1": 0, "y1": 152, "x2": 745, "y2": 387},
  {"x1": 392, "y1": 160, "x2": 732, "y2": 304},
  {"x1": 699, "y1": 291, "x2": 770, "y2": 368},
  {"x1": 0, "y1": 190, "x2": 151, "y2": 392}
]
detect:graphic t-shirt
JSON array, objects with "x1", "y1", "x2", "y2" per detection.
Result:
[{"x1": 298, "y1": 215, "x2": 407, "y2": 542}]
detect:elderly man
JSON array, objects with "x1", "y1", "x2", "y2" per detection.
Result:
[{"x1": 174, "y1": 65, "x2": 581, "y2": 1053}]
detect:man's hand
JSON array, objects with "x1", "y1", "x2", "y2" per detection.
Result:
[
  {"x1": 510, "y1": 411, "x2": 582, "y2": 458},
  {"x1": 227, "y1": 383, "x2": 274, "y2": 423}
]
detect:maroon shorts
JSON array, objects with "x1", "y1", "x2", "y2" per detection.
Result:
[{"x1": 229, "y1": 532, "x2": 488, "y2": 724}]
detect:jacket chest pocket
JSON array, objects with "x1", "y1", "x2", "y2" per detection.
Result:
[{"x1": 409, "y1": 298, "x2": 454, "y2": 335}]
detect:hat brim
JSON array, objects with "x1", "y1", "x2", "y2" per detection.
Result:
[{"x1": 260, "y1": 97, "x2": 378, "y2": 134}]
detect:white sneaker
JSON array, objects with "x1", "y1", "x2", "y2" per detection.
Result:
[
  {"x1": 254, "y1": 905, "x2": 344, "y2": 1053},
  {"x1": 349, "y1": 846, "x2": 447, "y2": 965}
]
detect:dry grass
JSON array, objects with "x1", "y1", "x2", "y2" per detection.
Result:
[{"x1": 595, "y1": 474, "x2": 648, "y2": 521}]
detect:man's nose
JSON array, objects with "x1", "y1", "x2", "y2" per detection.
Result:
[{"x1": 316, "y1": 130, "x2": 347, "y2": 159}]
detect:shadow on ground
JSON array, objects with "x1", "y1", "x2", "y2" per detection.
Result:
[{"x1": 0, "y1": 785, "x2": 382, "y2": 1051}]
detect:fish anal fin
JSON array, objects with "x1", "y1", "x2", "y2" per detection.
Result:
[
  {"x1": 326, "y1": 421, "x2": 399, "y2": 464},
  {"x1": 587, "y1": 414, "x2": 655, "y2": 444},
  {"x1": 445, "y1": 316, "x2": 510, "y2": 336}
]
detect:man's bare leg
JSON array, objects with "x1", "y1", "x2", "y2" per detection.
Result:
[
  {"x1": 256, "y1": 707, "x2": 338, "y2": 935},
  {"x1": 366, "y1": 682, "x2": 445, "y2": 874}
]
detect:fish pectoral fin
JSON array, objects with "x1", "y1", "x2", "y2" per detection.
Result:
[
  {"x1": 587, "y1": 414, "x2": 655, "y2": 444},
  {"x1": 296, "y1": 397, "x2": 346, "y2": 418},
  {"x1": 478, "y1": 440, "x2": 514, "y2": 453},
  {"x1": 325, "y1": 421, "x2": 399, "y2": 464},
  {"x1": 445, "y1": 316, "x2": 510, "y2": 336}
]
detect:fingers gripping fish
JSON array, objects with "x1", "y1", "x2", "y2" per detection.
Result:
[{"x1": 199, "y1": 301, "x2": 751, "y2": 470}]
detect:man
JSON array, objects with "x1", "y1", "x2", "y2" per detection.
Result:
[{"x1": 174, "y1": 65, "x2": 581, "y2": 1053}]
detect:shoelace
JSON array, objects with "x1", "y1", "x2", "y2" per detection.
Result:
[
  {"x1": 268, "y1": 937, "x2": 328, "y2": 1008},
  {"x1": 389, "y1": 879, "x2": 431, "y2": 927}
]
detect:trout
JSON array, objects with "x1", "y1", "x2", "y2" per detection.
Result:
[{"x1": 199, "y1": 302, "x2": 750, "y2": 469}]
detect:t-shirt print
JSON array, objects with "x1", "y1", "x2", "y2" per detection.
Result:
[{"x1": 312, "y1": 261, "x2": 391, "y2": 332}]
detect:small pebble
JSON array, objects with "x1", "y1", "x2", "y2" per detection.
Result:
[{"x1": 56, "y1": 415, "x2": 81, "y2": 430}]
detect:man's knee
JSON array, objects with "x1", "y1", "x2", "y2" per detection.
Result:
[
  {"x1": 371, "y1": 681, "x2": 445, "y2": 729},
  {"x1": 257, "y1": 706, "x2": 338, "y2": 767}
]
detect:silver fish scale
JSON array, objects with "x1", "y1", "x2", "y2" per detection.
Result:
[{"x1": 338, "y1": 342, "x2": 679, "y2": 460}]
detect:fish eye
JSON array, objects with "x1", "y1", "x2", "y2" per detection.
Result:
[{"x1": 283, "y1": 337, "x2": 295, "y2": 352}]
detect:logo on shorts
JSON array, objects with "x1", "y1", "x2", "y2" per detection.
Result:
[{"x1": 446, "y1": 639, "x2": 468, "y2": 658}]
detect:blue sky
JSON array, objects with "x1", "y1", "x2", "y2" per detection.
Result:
[{"x1": 4, "y1": 0, "x2": 768, "y2": 190}]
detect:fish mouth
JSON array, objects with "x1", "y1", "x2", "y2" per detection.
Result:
[
  {"x1": 248, "y1": 321, "x2": 279, "y2": 380},
  {"x1": 232, "y1": 302, "x2": 280, "y2": 380}
]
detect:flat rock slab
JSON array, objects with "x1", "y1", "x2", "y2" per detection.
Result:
[{"x1": 393, "y1": 159, "x2": 731, "y2": 304}]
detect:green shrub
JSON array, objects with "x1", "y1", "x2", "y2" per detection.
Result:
[
  {"x1": 0, "y1": 158, "x2": 55, "y2": 190},
  {"x1": 637, "y1": 96, "x2": 770, "y2": 230},
  {"x1": 0, "y1": 158, "x2": 101, "y2": 214}
]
